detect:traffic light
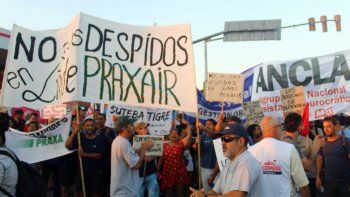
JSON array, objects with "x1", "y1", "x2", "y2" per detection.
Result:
[
  {"x1": 334, "y1": 15, "x2": 341, "y2": 32},
  {"x1": 320, "y1": 15, "x2": 327, "y2": 32},
  {"x1": 308, "y1": 17, "x2": 316, "y2": 31}
]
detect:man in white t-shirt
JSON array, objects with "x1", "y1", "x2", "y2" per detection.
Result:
[
  {"x1": 249, "y1": 116, "x2": 310, "y2": 197},
  {"x1": 191, "y1": 124, "x2": 266, "y2": 197},
  {"x1": 110, "y1": 116, "x2": 154, "y2": 197}
]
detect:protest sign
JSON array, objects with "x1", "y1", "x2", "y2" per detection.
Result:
[
  {"x1": 105, "y1": 104, "x2": 172, "y2": 135},
  {"x1": 5, "y1": 113, "x2": 73, "y2": 163},
  {"x1": 0, "y1": 13, "x2": 197, "y2": 113},
  {"x1": 184, "y1": 89, "x2": 244, "y2": 124},
  {"x1": 42, "y1": 104, "x2": 67, "y2": 119},
  {"x1": 133, "y1": 135, "x2": 164, "y2": 156},
  {"x1": 206, "y1": 73, "x2": 244, "y2": 103},
  {"x1": 243, "y1": 100, "x2": 264, "y2": 126},
  {"x1": 280, "y1": 86, "x2": 306, "y2": 117},
  {"x1": 252, "y1": 50, "x2": 350, "y2": 120},
  {"x1": 213, "y1": 138, "x2": 229, "y2": 171}
]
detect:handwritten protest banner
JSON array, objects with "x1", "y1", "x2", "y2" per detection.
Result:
[
  {"x1": 205, "y1": 73, "x2": 244, "y2": 103},
  {"x1": 42, "y1": 104, "x2": 67, "y2": 119},
  {"x1": 281, "y1": 86, "x2": 306, "y2": 117},
  {"x1": 105, "y1": 104, "x2": 172, "y2": 135},
  {"x1": 133, "y1": 135, "x2": 164, "y2": 156},
  {"x1": 243, "y1": 100, "x2": 264, "y2": 125},
  {"x1": 251, "y1": 50, "x2": 350, "y2": 120},
  {"x1": 0, "y1": 13, "x2": 197, "y2": 113},
  {"x1": 5, "y1": 113, "x2": 73, "y2": 163}
]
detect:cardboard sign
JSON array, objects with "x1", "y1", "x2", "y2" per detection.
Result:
[
  {"x1": 243, "y1": 100, "x2": 264, "y2": 125},
  {"x1": 280, "y1": 86, "x2": 306, "y2": 117},
  {"x1": 206, "y1": 73, "x2": 244, "y2": 103},
  {"x1": 133, "y1": 135, "x2": 164, "y2": 156}
]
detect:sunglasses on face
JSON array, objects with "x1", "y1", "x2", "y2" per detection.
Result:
[{"x1": 221, "y1": 136, "x2": 241, "y2": 143}]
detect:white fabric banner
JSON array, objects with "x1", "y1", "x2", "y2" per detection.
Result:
[
  {"x1": 105, "y1": 104, "x2": 172, "y2": 135},
  {"x1": 252, "y1": 50, "x2": 350, "y2": 120},
  {"x1": 5, "y1": 113, "x2": 72, "y2": 163},
  {"x1": 213, "y1": 139, "x2": 229, "y2": 171},
  {"x1": 0, "y1": 13, "x2": 197, "y2": 113}
]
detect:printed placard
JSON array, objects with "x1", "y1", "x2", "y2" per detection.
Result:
[{"x1": 133, "y1": 135, "x2": 164, "y2": 156}]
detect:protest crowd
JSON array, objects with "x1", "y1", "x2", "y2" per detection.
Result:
[
  {"x1": 0, "y1": 13, "x2": 350, "y2": 197},
  {"x1": 1, "y1": 106, "x2": 350, "y2": 197}
]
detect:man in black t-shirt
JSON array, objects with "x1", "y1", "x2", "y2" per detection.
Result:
[
  {"x1": 316, "y1": 117, "x2": 350, "y2": 197},
  {"x1": 65, "y1": 119, "x2": 105, "y2": 197}
]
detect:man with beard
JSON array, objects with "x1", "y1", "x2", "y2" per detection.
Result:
[
  {"x1": 191, "y1": 124, "x2": 265, "y2": 197},
  {"x1": 65, "y1": 119, "x2": 105, "y2": 197},
  {"x1": 193, "y1": 119, "x2": 218, "y2": 193},
  {"x1": 316, "y1": 116, "x2": 350, "y2": 196}
]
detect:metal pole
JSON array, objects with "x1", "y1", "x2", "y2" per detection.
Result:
[{"x1": 204, "y1": 40, "x2": 208, "y2": 84}]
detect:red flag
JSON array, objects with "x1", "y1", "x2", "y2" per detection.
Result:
[{"x1": 300, "y1": 103, "x2": 309, "y2": 136}]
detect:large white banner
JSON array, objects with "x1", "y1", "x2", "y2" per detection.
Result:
[
  {"x1": 0, "y1": 13, "x2": 197, "y2": 113},
  {"x1": 5, "y1": 113, "x2": 72, "y2": 163},
  {"x1": 252, "y1": 50, "x2": 350, "y2": 121},
  {"x1": 105, "y1": 104, "x2": 172, "y2": 135}
]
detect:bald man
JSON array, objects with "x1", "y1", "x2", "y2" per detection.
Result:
[{"x1": 248, "y1": 116, "x2": 310, "y2": 197}]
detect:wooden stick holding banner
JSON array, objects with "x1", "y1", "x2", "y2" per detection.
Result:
[
  {"x1": 196, "y1": 115, "x2": 202, "y2": 190},
  {"x1": 76, "y1": 105, "x2": 87, "y2": 197}
]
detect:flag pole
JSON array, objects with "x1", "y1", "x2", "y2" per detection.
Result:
[{"x1": 76, "y1": 104, "x2": 87, "y2": 197}]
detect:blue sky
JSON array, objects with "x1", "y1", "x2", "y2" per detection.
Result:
[{"x1": 1, "y1": 0, "x2": 349, "y2": 88}]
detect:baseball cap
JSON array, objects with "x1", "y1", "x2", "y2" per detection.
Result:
[
  {"x1": 135, "y1": 122, "x2": 149, "y2": 131},
  {"x1": 217, "y1": 124, "x2": 249, "y2": 141},
  {"x1": 117, "y1": 116, "x2": 137, "y2": 128}
]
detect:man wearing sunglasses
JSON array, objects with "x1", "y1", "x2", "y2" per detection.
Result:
[
  {"x1": 191, "y1": 124, "x2": 265, "y2": 197},
  {"x1": 249, "y1": 116, "x2": 310, "y2": 197}
]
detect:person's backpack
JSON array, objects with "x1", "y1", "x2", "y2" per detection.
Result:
[{"x1": 0, "y1": 150, "x2": 46, "y2": 197}]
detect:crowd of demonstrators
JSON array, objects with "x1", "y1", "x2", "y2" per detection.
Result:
[{"x1": 1, "y1": 107, "x2": 350, "y2": 197}]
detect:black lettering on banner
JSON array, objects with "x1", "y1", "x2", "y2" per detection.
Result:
[
  {"x1": 289, "y1": 60, "x2": 312, "y2": 86},
  {"x1": 7, "y1": 72, "x2": 20, "y2": 89},
  {"x1": 38, "y1": 36, "x2": 57, "y2": 63},
  {"x1": 256, "y1": 67, "x2": 268, "y2": 92},
  {"x1": 85, "y1": 24, "x2": 103, "y2": 52},
  {"x1": 22, "y1": 64, "x2": 59, "y2": 103},
  {"x1": 116, "y1": 32, "x2": 129, "y2": 61},
  {"x1": 14, "y1": 32, "x2": 35, "y2": 62},
  {"x1": 177, "y1": 35, "x2": 188, "y2": 66},
  {"x1": 83, "y1": 55, "x2": 101, "y2": 97},
  {"x1": 130, "y1": 34, "x2": 143, "y2": 63},
  {"x1": 163, "y1": 37, "x2": 176, "y2": 66},
  {"x1": 267, "y1": 64, "x2": 288, "y2": 91},
  {"x1": 150, "y1": 37, "x2": 163, "y2": 66},
  {"x1": 102, "y1": 28, "x2": 114, "y2": 57},
  {"x1": 72, "y1": 29, "x2": 83, "y2": 46}
]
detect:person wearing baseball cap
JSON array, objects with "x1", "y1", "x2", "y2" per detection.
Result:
[
  {"x1": 110, "y1": 116, "x2": 154, "y2": 197},
  {"x1": 191, "y1": 124, "x2": 266, "y2": 197}
]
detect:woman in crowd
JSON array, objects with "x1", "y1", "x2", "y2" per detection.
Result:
[
  {"x1": 247, "y1": 124, "x2": 263, "y2": 144},
  {"x1": 158, "y1": 122, "x2": 192, "y2": 197}
]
